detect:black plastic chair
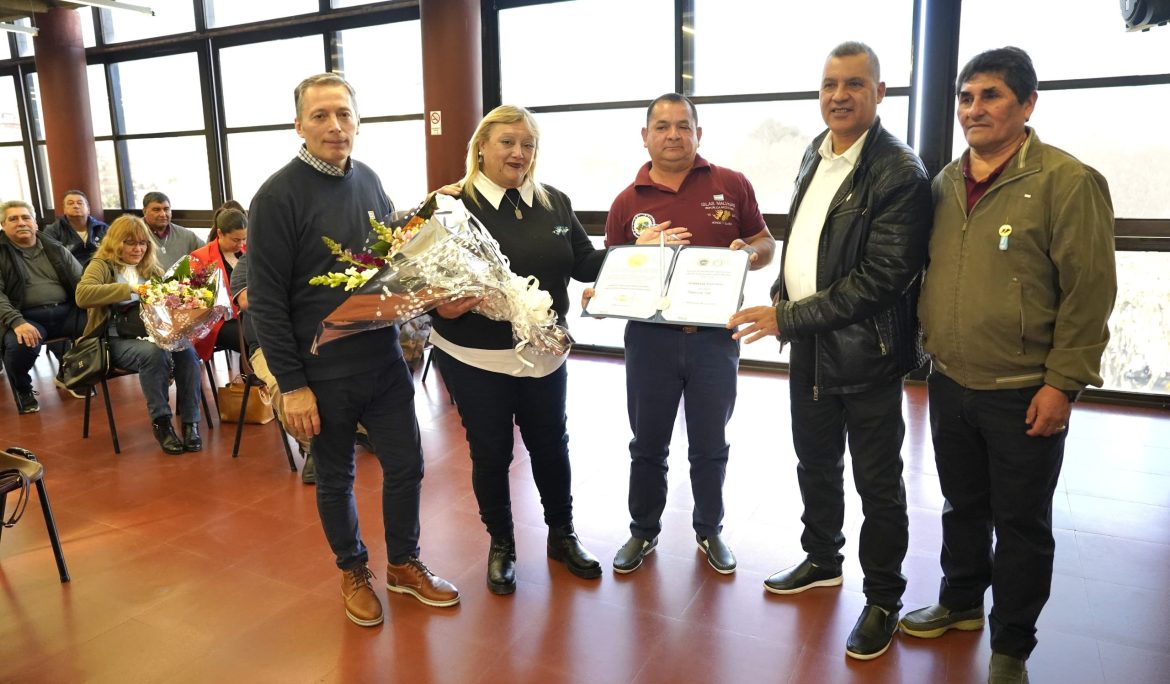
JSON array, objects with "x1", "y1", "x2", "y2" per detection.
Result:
[
  {"x1": 83, "y1": 361, "x2": 215, "y2": 455},
  {"x1": 0, "y1": 446, "x2": 69, "y2": 582},
  {"x1": 229, "y1": 317, "x2": 297, "y2": 470}
]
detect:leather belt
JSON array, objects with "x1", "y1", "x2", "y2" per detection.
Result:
[{"x1": 661, "y1": 324, "x2": 700, "y2": 334}]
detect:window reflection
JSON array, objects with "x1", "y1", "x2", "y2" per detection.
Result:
[
  {"x1": 0, "y1": 146, "x2": 31, "y2": 202},
  {"x1": 88, "y1": 64, "x2": 112, "y2": 138},
  {"x1": 95, "y1": 140, "x2": 121, "y2": 210}
]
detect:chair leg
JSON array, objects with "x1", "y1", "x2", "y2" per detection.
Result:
[
  {"x1": 83, "y1": 384, "x2": 94, "y2": 438},
  {"x1": 204, "y1": 359, "x2": 221, "y2": 418},
  {"x1": 274, "y1": 416, "x2": 297, "y2": 471},
  {"x1": 0, "y1": 491, "x2": 6, "y2": 543},
  {"x1": 34, "y1": 480, "x2": 70, "y2": 583},
  {"x1": 421, "y1": 347, "x2": 433, "y2": 383},
  {"x1": 231, "y1": 378, "x2": 250, "y2": 459},
  {"x1": 101, "y1": 379, "x2": 121, "y2": 454}
]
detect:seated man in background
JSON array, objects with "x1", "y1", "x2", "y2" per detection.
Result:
[
  {"x1": 142, "y1": 191, "x2": 201, "y2": 271},
  {"x1": 0, "y1": 200, "x2": 87, "y2": 412},
  {"x1": 42, "y1": 189, "x2": 108, "y2": 268}
]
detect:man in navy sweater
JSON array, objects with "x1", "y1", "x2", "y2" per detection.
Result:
[{"x1": 247, "y1": 73, "x2": 459, "y2": 627}]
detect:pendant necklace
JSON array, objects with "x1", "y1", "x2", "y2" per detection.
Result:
[{"x1": 503, "y1": 190, "x2": 524, "y2": 220}]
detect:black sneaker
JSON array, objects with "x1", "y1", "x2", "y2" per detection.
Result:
[
  {"x1": 612, "y1": 536, "x2": 657, "y2": 574},
  {"x1": 763, "y1": 559, "x2": 843, "y2": 595},
  {"x1": 900, "y1": 603, "x2": 985, "y2": 639},
  {"x1": 696, "y1": 533, "x2": 737, "y2": 574},
  {"x1": 16, "y1": 388, "x2": 39, "y2": 414},
  {"x1": 846, "y1": 604, "x2": 900, "y2": 660}
]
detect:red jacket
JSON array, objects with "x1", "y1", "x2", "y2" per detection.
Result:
[{"x1": 188, "y1": 239, "x2": 242, "y2": 361}]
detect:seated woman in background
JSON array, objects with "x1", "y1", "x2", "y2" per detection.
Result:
[
  {"x1": 188, "y1": 203, "x2": 246, "y2": 360},
  {"x1": 75, "y1": 215, "x2": 203, "y2": 455}
]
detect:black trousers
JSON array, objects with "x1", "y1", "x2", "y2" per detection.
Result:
[
  {"x1": 927, "y1": 372, "x2": 1066, "y2": 660},
  {"x1": 433, "y1": 348, "x2": 573, "y2": 539},
  {"x1": 788, "y1": 339, "x2": 909, "y2": 611}
]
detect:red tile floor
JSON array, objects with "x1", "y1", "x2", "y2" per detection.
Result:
[{"x1": 1, "y1": 352, "x2": 1168, "y2": 683}]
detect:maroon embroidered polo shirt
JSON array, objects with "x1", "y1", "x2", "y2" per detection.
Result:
[
  {"x1": 962, "y1": 154, "x2": 1012, "y2": 215},
  {"x1": 604, "y1": 155, "x2": 766, "y2": 248}
]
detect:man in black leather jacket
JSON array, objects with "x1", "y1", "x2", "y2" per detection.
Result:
[{"x1": 729, "y1": 42, "x2": 931, "y2": 661}]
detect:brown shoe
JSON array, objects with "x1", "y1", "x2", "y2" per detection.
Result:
[
  {"x1": 341, "y1": 564, "x2": 383, "y2": 626},
  {"x1": 386, "y1": 557, "x2": 460, "y2": 607}
]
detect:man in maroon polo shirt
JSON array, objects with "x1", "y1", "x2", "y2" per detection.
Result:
[{"x1": 604, "y1": 93, "x2": 775, "y2": 576}]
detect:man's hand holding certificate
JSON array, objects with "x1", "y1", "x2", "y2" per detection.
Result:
[{"x1": 585, "y1": 243, "x2": 750, "y2": 327}]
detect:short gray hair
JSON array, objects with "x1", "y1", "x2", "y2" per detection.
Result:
[
  {"x1": 1, "y1": 199, "x2": 34, "y2": 217},
  {"x1": 828, "y1": 41, "x2": 881, "y2": 82},
  {"x1": 294, "y1": 73, "x2": 359, "y2": 119}
]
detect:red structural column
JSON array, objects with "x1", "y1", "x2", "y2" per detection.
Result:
[
  {"x1": 419, "y1": 0, "x2": 483, "y2": 191},
  {"x1": 33, "y1": 9, "x2": 101, "y2": 215}
]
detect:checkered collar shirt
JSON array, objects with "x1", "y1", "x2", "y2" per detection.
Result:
[{"x1": 297, "y1": 144, "x2": 349, "y2": 177}]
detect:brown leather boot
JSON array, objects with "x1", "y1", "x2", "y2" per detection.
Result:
[
  {"x1": 341, "y1": 564, "x2": 383, "y2": 626},
  {"x1": 386, "y1": 557, "x2": 460, "y2": 607}
]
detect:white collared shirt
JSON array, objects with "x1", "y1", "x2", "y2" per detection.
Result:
[
  {"x1": 784, "y1": 130, "x2": 868, "y2": 301},
  {"x1": 472, "y1": 174, "x2": 535, "y2": 210}
]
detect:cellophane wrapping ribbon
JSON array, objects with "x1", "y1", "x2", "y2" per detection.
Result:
[
  {"x1": 312, "y1": 193, "x2": 571, "y2": 365},
  {"x1": 139, "y1": 256, "x2": 233, "y2": 352}
]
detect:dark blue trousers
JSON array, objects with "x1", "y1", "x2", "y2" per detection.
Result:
[
  {"x1": 928, "y1": 372, "x2": 1067, "y2": 660},
  {"x1": 624, "y1": 321, "x2": 739, "y2": 540},
  {"x1": 3, "y1": 303, "x2": 86, "y2": 391},
  {"x1": 433, "y1": 348, "x2": 573, "y2": 538},
  {"x1": 788, "y1": 339, "x2": 909, "y2": 611},
  {"x1": 310, "y1": 358, "x2": 423, "y2": 569}
]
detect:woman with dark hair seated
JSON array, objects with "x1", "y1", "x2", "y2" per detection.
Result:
[
  {"x1": 75, "y1": 215, "x2": 203, "y2": 455},
  {"x1": 188, "y1": 202, "x2": 246, "y2": 360}
]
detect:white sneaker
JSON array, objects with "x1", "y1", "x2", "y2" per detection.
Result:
[{"x1": 54, "y1": 375, "x2": 94, "y2": 399}]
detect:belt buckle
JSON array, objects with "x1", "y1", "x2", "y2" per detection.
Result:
[{"x1": 680, "y1": 325, "x2": 698, "y2": 334}]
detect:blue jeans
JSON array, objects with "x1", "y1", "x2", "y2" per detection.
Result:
[
  {"x1": 623, "y1": 321, "x2": 739, "y2": 539},
  {"x1": 3, "y1": 303, "x2": 86, "y2": 391},
  {"x1": 310, "y1": 358, "x2": 423, "y2": 569},
  {"x1": 108, "y1": 337, "x2": 201, "y2": 423},
  {"x1": 927, "y1": 372, "x2": 1067, "y2": 660},
  {"x1": 433, "y1": 348, "x2": 573, "y2": 538}
]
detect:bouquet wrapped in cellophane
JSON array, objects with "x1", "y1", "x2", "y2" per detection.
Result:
[
  {"x1": 309, "y1": 193, "x2": 570, "y2": 366},
  {"x1": 136, "y1": 255, "x2": 233, "y2": 351}
]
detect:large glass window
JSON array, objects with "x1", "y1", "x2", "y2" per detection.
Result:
[
  {"x1": 0, "y1": 146, "x2": 31, "y2": 202},
  {"x1": 94, "y1": 140, "x2": 120, "y2": 210},
  {"x1": 499, "y1": 0, "x2": 674, "y2": 106},
  {"x1": 358, "y1": 120, "x2": 428, "y2": 209},
  {"x1": 0, "y1": 33, "x2": 10, "y2": 61},
  {"x1": 958, "y1": 0, "x2": 1170, "y2": 80},
  {"x1": 110, "y1": 53, "x2": 204, "y2": 134},
  {"x1": 225, "y1": 129, "x2": 302, "y2": 208},
  {"x1": 1100, "y1": 251, "x2": 1170, "y2": 395},
  {"x1": 13, "y1": 18, "x2": 34, "y2": 57},
  {"x1": 693, "y1": 0, "x2": 915, "y2": 94},
  {"x1": 219, "y1": 36, "x2": 324, "y2": 128},
  {"x1": 0, "y1": 75, "x2": 22, "y2": 143},
  {"x1": 205, "y1": 0, "x2": 319, "y2": 28},
  {"x1": 88, "y1": 64, "x2": 112, "y2": 137},
  {"x1": 337, "y1": 22, "x2": 423, "y2": 117},
  {"x1": 123, "y1": 136, "x2": 211, "y2": 209},
  {"x1": 101, "y1": 0, "x2": 196, "y2": 44}
]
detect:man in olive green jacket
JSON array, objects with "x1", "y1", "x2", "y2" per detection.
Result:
[{"x1": 901, "y1": 47, "x2": 1116, "y2": 684}]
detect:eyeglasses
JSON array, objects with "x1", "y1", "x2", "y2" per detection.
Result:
[{"x1": 122, "y1": 240, "x2": 150, "y2": 247}]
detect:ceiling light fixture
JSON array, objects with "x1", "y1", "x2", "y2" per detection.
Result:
[
  {"x1": 0, "y1": 22, "x2": 38, "y2": 36},
  {"x1": 69, "y1": 0, "x2": 155, "y2": 16}
]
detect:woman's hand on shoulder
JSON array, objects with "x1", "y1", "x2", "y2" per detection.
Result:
[{"x1": 434, "y1": 183, "x2": 464, "y2": 198}]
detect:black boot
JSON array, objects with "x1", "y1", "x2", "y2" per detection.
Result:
[
  {"x1": 547, "y1": 523, "x2": 602, "y2": 579},
  {"x1": 182, "y1": 423, "x2": 202, "y2": 452},
  {"x1": 152, "y1": 417, "x2": 184, "y2": 455},
  {"x1": 487, "y1": 536, "x2": 516, "y2": 595}
]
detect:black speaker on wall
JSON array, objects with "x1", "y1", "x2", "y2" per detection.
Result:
[{"x1": 1121, "y1": 0, "x2": 1170, "y2": 30}]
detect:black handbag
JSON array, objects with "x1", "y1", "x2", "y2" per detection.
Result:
[
  {"x1": 60, "y1": 335, "x2": 110, "y2": 390},
  {"x1": 111, "y1": 301, "x2": 148, "y2": 339}
]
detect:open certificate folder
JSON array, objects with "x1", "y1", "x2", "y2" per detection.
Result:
[{"x1": 584, "y1": 244, "x2": 750, "y2": 327}]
